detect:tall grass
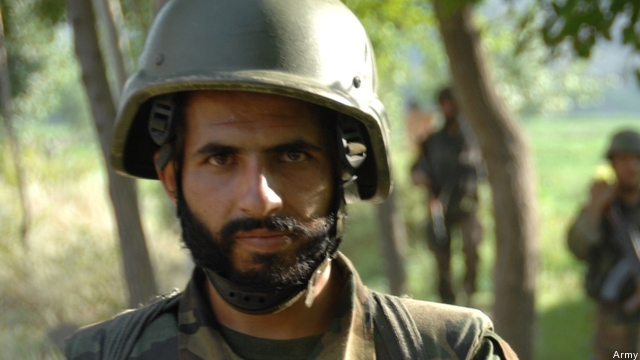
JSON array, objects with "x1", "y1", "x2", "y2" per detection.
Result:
[{"x1": 1, "y1": 116, "x2": 638, "y2": 359}]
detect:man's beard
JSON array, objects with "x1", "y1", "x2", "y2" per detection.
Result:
[{"x1": 177, "y1": 193, "x2": 337, "y2": 291}]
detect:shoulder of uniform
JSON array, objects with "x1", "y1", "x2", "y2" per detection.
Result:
[
  {"x1": 64, "y1": 291, "x2": 182, "y2": 360},
  {"x1": 397, "y1": 297, "x2": 517, "y2": 359},
  {"x1": 400, "y1": 297, "x2": 492, "y2": 331},
  {"x1": 63, "y1": 317, "x2": 113, "y2": 360}
]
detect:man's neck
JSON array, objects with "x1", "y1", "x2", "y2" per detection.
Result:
[
  {"x1": 206, "y1": 262, "x2": 343, "y2": 340},
  {"x1": 443, "y1": 117, "x2": 460, "y2": 135}
]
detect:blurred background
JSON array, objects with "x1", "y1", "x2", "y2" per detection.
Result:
[{"x1": 1, "y1": 0, "x2": 639, "y2": 359}]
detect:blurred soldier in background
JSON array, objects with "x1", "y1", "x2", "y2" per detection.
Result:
[
  {"x1": 568, "y1": 129, "x2": 640, "y2": 359},
  {"x1": 411, "y1": 87, "x2": 485, "y2": 305},
  {"x1": 405, "y1": 101, "x2": 435, "y2": 150},
  {"x1": 64, "y1": 1, "x2": 516, "y2": 358}
]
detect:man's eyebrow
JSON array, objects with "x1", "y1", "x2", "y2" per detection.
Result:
[
  {"x1": 267, "y1": 139, "x2": 324, "y2": 153},
  {"x1": 194, "y1": 143, "x2": 238, "y2": 157},
  {"x1": 192, "y1": 139, "x2": 323, "y2": 159}
]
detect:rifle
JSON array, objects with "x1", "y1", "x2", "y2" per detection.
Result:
[
  {"x1": 430, "y1": 199, "x2": 447, "y2": 246},
  {"x1": 429, "y1": 186, "x2": 452, "y2": 246},
  {"x1": 599, "y1": 202, "x2": 640, "y2": 303}
]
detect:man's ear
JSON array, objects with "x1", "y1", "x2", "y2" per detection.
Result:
[{"x1": 154, "y1": 150, "x2": 178, "y2": 205}]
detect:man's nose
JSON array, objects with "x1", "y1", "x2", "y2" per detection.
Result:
[{"x1": 237, "y1": 160, "x2": 283, "y2": 218}]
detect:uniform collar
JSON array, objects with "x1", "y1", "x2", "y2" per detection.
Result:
[{"x1": 177, "y1": 252, "x2": 376, "y2": 359}]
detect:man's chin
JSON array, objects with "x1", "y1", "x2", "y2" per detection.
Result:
[
  {"x1": 225, "y1": 253, "x2": 306, "y2": 288},
  {"x1": 229, "y1": 260, "x2": 280, "y2": 278}
]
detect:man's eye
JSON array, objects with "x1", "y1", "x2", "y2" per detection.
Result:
[
  {"x1": 208, "y1": 154, "x2": 231, "y2": 166},
  {"x1": 281, "y1": 151, "x2": 307, "y2": 163}
]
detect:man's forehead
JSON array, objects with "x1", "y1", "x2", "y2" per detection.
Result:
[
  {"x1": 182, "y1": 90, "x2": 332, "y2": 143},
  {"x1": 611, "y1": 152, "x2": 640, "y2": 162},
  {"x1": 187, "y1": 90, "x2": 316, "y2": 114}
]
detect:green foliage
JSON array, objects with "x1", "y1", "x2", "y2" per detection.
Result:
[
  {"x1": 346, "y1": 0, "x2": 608, "y2": 124},
  {"x1": 1, "y1": 0, "x2": 83, "y2": 127},
  {"x1": 32, "y1": 0, "x2": 66, "y2": 25},
  {"x1": 346, "y1": 0, "x2": 445, "y2": 126},
  {"x1": 2, "y1": 4, "x2": 39, "y2": 99},
  {"x1": 119, "y1": 0, "x2": 158, "y2": 64},
  {"x1": 479, "y1": 8, "x2": 610, "y2": 115},
  {"x1": 435, "y1": 0, "x2": 483, "y2": 19},
  {"x1": 541, "y1": 0, "x2": 640, "y2": 78},
  {"x1": 1, "y1": 0, "x2": 63, "y2": 98}
]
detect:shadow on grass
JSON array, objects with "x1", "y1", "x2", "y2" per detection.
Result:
[{"x1": 537, "y1": 297, "x2": 595, "y2": 360}]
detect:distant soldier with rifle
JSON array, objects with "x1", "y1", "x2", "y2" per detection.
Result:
[
  {"x1": 568, "y1": 129, "x2": 640, "y2": 359},
  {"x1": 411, "y1": 87, "x2": 485, "y2": 305}
]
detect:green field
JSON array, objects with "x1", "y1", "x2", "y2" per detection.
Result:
[{"x1": 0, "y1": 115, "x2": 638, "y2": 359}]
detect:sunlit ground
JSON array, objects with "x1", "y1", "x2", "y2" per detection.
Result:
[{"x1": 0, "y1": 115, "x2": 638, "y2": 359}]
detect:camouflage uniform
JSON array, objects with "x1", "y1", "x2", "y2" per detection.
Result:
[
  {"x1": 568, "y1": 199, "x2": 640, "y2": 358},
  {"x1": 413, "y1": 119, "x2": 484, "y2": 304},
  {"x1": 65, "y1": 253, "x2": 516, "y2": 359}
]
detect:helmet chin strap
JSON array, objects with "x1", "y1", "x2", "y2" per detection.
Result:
[
  {"x1": 203, "y1": 253, "x2": 335, "y2": 315},
  {"x1": 203, "y1": 267, "x2": 307, "y2": 315}
]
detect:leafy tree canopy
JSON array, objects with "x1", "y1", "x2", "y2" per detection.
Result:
[
  {"x1": 1, "y1": 0, "x2": 86, "y2": 126},
  {"x1": 348, "y1": 0, "x2": 607, "y2": 121},
  {"x1": 541, "y1": 0, "x2": 640, "y2": 79}
]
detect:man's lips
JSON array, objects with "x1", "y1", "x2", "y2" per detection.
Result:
[{"x1": 234, "y1": 229, "x2": 293, "y2": 253}]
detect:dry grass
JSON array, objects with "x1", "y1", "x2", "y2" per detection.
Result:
[{"x1": 0, "y1": 131, "x2": 189, "y2": 359}]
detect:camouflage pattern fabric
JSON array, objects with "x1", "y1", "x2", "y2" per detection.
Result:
[{"x1": 65, "y1": 253, "x2": 516, "y2": 359}]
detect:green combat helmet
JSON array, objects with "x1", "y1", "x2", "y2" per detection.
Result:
[
  {"x1": 606, "y1": 129, "x2": 640, "y2": 159},
  {"x1": 110, "y1": 0, "x2": 391, "y2": 204},
  {"x1": 108, "y1": 0, "x2": 392, "y2": 315}
]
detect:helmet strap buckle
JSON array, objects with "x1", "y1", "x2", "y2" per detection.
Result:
[
  {"x1": 337, "y1": 116, "x2": 367, "y2": 203},
  {"x1": 148, "y1": 95, "x2": 177, "y2": 169}
]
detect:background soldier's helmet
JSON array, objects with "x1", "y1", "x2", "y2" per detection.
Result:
[
  {"x1": 110, "y1": 0, "x2": 391, "y2": 203},
  {"x1": 606, "y1": 130, "x2": 640, "y2": 159}
]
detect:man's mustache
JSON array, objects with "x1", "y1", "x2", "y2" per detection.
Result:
[{"x1": 219, "y1": 215, "x2": 313, "y2": 243}]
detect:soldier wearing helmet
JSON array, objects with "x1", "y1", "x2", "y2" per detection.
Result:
[
  {"x1": 411, "y1": 87, "x2": 485, "y2": 306},
  {"x1": 568, "y1": 129, "x2": 640, "y2": 360},
  {"x1": 65, "y1": 0, "x2": 517, "y2": 359}
]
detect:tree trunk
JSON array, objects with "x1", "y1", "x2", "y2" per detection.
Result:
[
  {"x1": 433, "y1": 2, "x2": 538, "y2": 359},
  {"x1": 92, "y1": 0, "x2": 128, "y2": 100},
  {"x1": 0, "y1": 6, "x2": 30, "y2": 248},
  {"x1": 376, "y1": 192, "x2": 408, "y2": 295},
  {"x1": 108, "y1": 0, "x2": 134, "y2": 74},
  {"x1": 66, "y1": 0, "x2": 158, "y2": 307}
]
